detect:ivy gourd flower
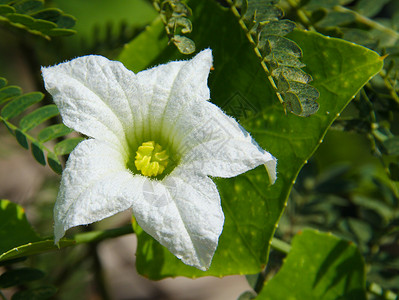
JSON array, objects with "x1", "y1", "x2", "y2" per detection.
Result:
[{"x1": 41, "y1": 50, "x2": 277, "y2": 271}]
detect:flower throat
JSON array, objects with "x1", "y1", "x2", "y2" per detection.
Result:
[{"x1": 134, "y1": 141, "x2": 169, "y2": 177}]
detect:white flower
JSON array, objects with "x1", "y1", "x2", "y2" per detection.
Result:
[{"x1": 41, "y1": 49, "x2": 277, "y2": 271}]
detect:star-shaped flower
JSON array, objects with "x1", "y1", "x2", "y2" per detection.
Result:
[{"x1": 42, "y1": 50, "x2": 277, "y2": 270}]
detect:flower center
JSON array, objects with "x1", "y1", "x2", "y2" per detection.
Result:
[{"x1": 135, "y1": 141, "x2": 169, "y2": 177}]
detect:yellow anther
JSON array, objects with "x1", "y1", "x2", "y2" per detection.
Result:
[{"x1": 135, "y1": 141, "x2": 169, "y2": 177}]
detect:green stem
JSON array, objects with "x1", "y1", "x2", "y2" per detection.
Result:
[
  {"x1": 226, "y1": 0, "x2": 285, "y2": 107},
  {"x1": 73, "y1": 225, "x2": 134, "y2": 244},
  {"x1": 379, "y1": 70, "x2": 399, "y2": 106},
  {"x1": 286, "y1": 0, "x2": 317, "y2": 31},
  {"x1": 0, "y1": 118, "x2": 55, "y2": 157},
  {"x1": 333, "y1": 5, "x2": 399, "y2": 42},
  {"x1": 270, "y1": 237, "x2": 291, "y2": 254}
]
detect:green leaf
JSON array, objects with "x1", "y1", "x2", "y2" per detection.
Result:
[
  {"x1": 0, "y1": 268, "x2": 44, "y2": 288},
  {"x1": 30, "y1": 8, "x2": 61, "y2": 22},
  {"x1": 15, "y1": 128, "x2": 29, "y2": 149},
  {"x1": 19, "y1": 104, "x2": 59, "y2": 132},
  {"x1": 31, "y1": 141, "x2": 46, "y2": 165},
  {"x1": 54, "y1": 137, "x2": 85, "y2": 155},
  {"x1": 55, "y1": 13, "x2": 75, "y2": 28},
  {"x1": 38, "y1": 123, "x2": 73, "y2": 143},
  {"x1": 118, "y1": 17, "x2": 168, "y2": 73},
  {"x1": 6, "y1": 13, "x2": 36, "y2": 27},
  {"x1": 0, "y1": 239, "x2": 75, "y2": 263},
  {"x1": 29, "y1": 18, "x2": 56, "y2": 31},
  {"x1": 256, "y1": 230, "x2": 366, "y2": 300},
  {"x1": 244, "y1": 0, "x2": 282, "y2": 23},
  {"x1": 0, "y1": 200, "x2": 75, "y2": 263},
  {"x1": 383, "y1": 137, "x2": 399, "y2": 155},
  {"x1": 119, "y1": 0, "x2": 382, "y2": 279},
  {"x1": 1, "y1": 92, "x2": 43, "y2": 120},
  {"x1": 13, "y1": 0, "x2": 43, "y2": 14},
  {"x1": 0, "y1": 199, "x2": 41, "y2": 255},
  {"x1": 0, "y1": 85, "x2": 22, "y2": 105},
  {"x1": 260, "y1": 20, "x2": 296, "y2": 36},
  {"x1": 354, "y1": 0, "x2": 391, "y2": 18},
  {"x1": 46, "y1": 27, "x2": 76, "y2": 36},
  {"x1": 0, "y1": 0, "x2": 76, "y2": 39},
  {"x1": 172, "y1": 35, "x2": 195, "y2": 54},
  {"x1": 12, "y1": 285, "x2": 57, "y2": 300},
  {"x1": 47, "y1": 152, "x2": 62, "y2": 174},
  {"x1": 0, "y1": 4, "x2": 15, "y2": 14},
  {"x1": 0, "y1": 77, "x2": 6, "y2": 88}
]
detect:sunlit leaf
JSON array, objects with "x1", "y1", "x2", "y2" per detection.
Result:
[
  {"x1": 0, "y1": 85, "x2": 22, "y2": 105},
  {"x1": 120, "y1": 0, "x2": 383, "y2": 279},
  {"x1": 19, "y1": 104, "x2": 59, "y2": 132},
  {"x1": 257, "y1": 230, "x2": 366, "y2": 300},
  {"x1": 172, "y1": 35, "x2": 195, "y2": 54},
  {"x1": 38, "y1": 123, "x2": 73, "y2": 143},
  {"x1": 1, "y1": 92, "x2": 43, "y2": 120},
  {"x1": 0, "y1": 199, "x2": 41, "y2": 255}
]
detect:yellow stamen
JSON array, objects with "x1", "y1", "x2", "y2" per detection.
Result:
[{"x1": 135, "y1": 141, "x2": 169, "y2": 177}]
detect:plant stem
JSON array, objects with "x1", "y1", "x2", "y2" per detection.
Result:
[
  {"x1": 286, "y1": 0, "x2": 317, "y2": 31},
  {"x1": 226, "y1": 0, "x2": 285, "y2": 106},
  {"x1": 73, "y1": 225, "x2": 134, "y2": 244},
  {"x1": 334, "y1": 5, "x2": 399, "y2": 43},
  {"x1": 270, "y1": 237, "x2": 291, "y2": 254},
  {"x1": 379, "y1": 70, "x2": 399, "y2": 105}
]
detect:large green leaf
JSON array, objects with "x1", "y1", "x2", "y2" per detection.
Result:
[
  {"x1": 119, "y1": 0, "x2": 383, "y2": 279},
  {"x1": 0, "y1": 199, "x2": 41, "y2": 255},
  {"x1": 0, "y1": 199, "x2": 76, "y2": 263},
  {"x1": 257, "y1": 230, "x2": 366, "y2": 300}
]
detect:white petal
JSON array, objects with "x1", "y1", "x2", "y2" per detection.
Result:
[
  {"x1": 42, "y1": 55, "x2": 140, "y2": 153},
  {"x1": 54, "y1": 139, "x2": 144, "y2": 242},
  {"x1": 132, "y1": 171, "x2": 224, "y2": 270},
  {"x1": 169, "y1": 97, "x2": 277, "y2": 183},
  {"x1": 135, "y1": 49, "x2": 212, "y2": 141}
]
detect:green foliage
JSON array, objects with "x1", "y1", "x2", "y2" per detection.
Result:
[
  {"x1": 153, "y1": 0, "x2": 195, "y2": 54},
  {"x1": 0, "y1": 268, "x2": 56, "y2": 300},
  {"x1": 0, "y1": 0, "x2": 76, "y2": 39},
  {"x1": 0, "y1": 199, "x2": 41, "y2": 254},
  {"x1": 282, "y1": 0, "x2": 399, "y2": 186},
  {"x1": 0, "y1": 0, "x2": 395, "y2": 297},
  {"x1": 0, "y1": 77, "x2": 81, "y2": 174},
  {"x1": 0, "y1": 268, "x2": 45, "y2": 288},
  {"x1": 226, "y1": 0, "x2": 320, "y2": 117},
  {"x1": 119, "y1": 0, "x2": 382, "y2": 279},
  {"x1": 257, "y1": 230, "x2": 366, "y2": 300},
  {"x1": 12, "y1": 286, "x2": 57, "y2": 300},
  {"x1": 279, "y1": 153, "x2": 399, "y2": 293}
]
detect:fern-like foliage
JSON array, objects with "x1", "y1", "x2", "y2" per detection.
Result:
[
  {"x1": 226, "y1": 0, "x2": 319, "y2": 117},
  {"x1": 79, "y1": 21, "x2": 145, "y2": 57},
  {"x1": 285, "y1": 0, "x2": 399, "y2": 184},
  {"x1": 0, "y1": 77, "x2": 83, "y2": 174},
  {"x1": 153, "y1": 0, "x2": 196, "y2": 54},
  {"x1": 0, "y1": 0, "x2": 76, "y2": 40}
]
